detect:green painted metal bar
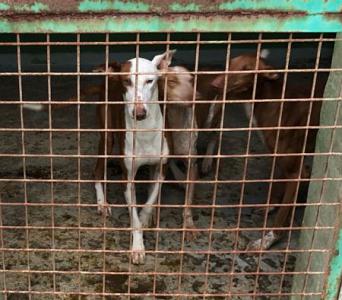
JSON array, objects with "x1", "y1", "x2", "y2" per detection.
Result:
[
  {"x1": 0, "y1": 14, "x2": 341, "y2": 33},
  {"x1": 0, "y1": 0, "x2": 341, "y2": 32},
  {"x1": 325, "y1": 229, "x2": 342, "y2": 300},
  {"x1": 0, "y1": 0, "x2": 341, "y2": 14}
]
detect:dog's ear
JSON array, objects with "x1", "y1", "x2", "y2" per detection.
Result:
[
  {"x1": 93, "y1": 61, "x2": 121, "y2": 77},
  {"x1": 152, "y1": 50, "x2": 176, "y2": 71}
]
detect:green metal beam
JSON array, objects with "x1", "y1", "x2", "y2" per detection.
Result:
[
  {"x1": 0, "y1": 13, "x2": 341, "y2": 33},
  {"x1": 0, "y1": 0, "x2": 341, "y2": 33},
  {"x1": 0, "y1": 0, "x2": 341, "y2": 14},
  {"x1": 326, "y1": 229, "x2": 342, "y2": 300}
]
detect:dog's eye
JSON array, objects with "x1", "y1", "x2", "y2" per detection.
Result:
[
  {"x1": 146, "y1": 79, "x2": 154, "y2": 85},
  {"x1": 123, "y1": 79, "x2": 132, "y2": 86}
]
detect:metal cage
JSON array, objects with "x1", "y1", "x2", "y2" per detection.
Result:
[{"x1": 0, "y1": 1, "x2": 341, "y2": 299}]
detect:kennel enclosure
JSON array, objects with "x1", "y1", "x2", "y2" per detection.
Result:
[{"x1": 0, "y1": 1, "x2": 341, "y2": 299}]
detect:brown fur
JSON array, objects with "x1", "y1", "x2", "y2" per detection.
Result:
[
  {"x1": 212, "y1": 53, "x2": 326, "y2": 248},
  {"x1": 94, "y1": 61, "x2": 129, "y2": 184}
]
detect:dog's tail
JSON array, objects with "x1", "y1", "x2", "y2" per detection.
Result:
[{"x1": 23, "y1": 85, "x2": 102, "y2": 112}]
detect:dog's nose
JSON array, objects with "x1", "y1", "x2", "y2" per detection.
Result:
[
  {"x1": 133, "y1": 106, "x2": 147, "y2": 121},
  {"x1": 136, "y1": 111, "x2": 146, "y2": 121},
  {"x1": 134, "y1": 101, "x2": 146, "y2": 121}
]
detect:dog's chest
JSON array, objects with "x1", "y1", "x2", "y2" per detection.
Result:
[{"x1": 124, "y1": 114, "x2": 169, "y2": 169}]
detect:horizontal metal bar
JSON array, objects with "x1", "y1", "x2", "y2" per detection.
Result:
[
  {"x1": 2, "y1": 99, "x2": 341, "y2": 107},
  {"x1": 0, "y1": 125, "x2": 341, "y2": 133},
  {"x1": 2, "y1": 97, "x2": 342, "y2": 104},
  {"x1": 0, "y1": 153, "x2": 341, "y2": 159},
  {"x1": 0, "y1": 269, "x2": 326, "y2": 277},
  {"x1": 0, "y1": 247, "x2": 333, "y2": 256},
  {"x1": 0, "y1": 68, "x2": 342, "y2": 76},
  {"x1": 0, "y1": 177, "x2": 340, "y2": 184},
  {"x1": 0, "y1": 37, "x2": 341, "y2": 46},
  {"x1": 0, "y1": 225, "x2": 334, "y2": 232},
  {"x1": 0, "y1": 290, "x2": 323, "y2": 297},
  {"x1": 0, "y1": 202, "x2": 338, "y2": 209},
  {"x1": 0, "y1": 152, "x2": 342, "y2": 161}
]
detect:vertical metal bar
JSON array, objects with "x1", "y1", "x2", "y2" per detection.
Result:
[
  {"x1": 152, "y1": 32, "x2": 171, "y2": 296},
  {"x1": 127, "y1": 32, "x2": 140, "y2": 297},
  {"x1": 252, "y1": 34, "x2": 292, "y2": 299},
  {"x1": 278, "y1": 35, "x2": 323, "y2": 298},
  {"x1": 0, "y1": 193, "x2": 6, "y2": 297},
  {"x1": 76, "y1": 33, "x2": 81, "y2": 300},
  {"x1": 101, "y1": 33, "x2": 110, "y2": 299},
  {"x1": 16, "y1": 33, "x2": 31, "y2": 299},
  {"x1": 203, "y1": 32, "x2": 231, "y2": 299},
  {"x1": 176, "y1": 32, "x2": 201, "y2": 298},
  {"x1": 247, "y1": 35, "x2": 264, "y2": 299},
  {"x1": 46, "y1": 33, "x2": 56, "y2": 299}
]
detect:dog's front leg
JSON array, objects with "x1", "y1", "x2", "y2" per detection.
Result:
[
  {"x1": 94, "y1": 130, "x2": 114, "y2": 217},
  {"x1": 184, "y1": 159, "x2": 198, "y2": 240},
  {"x1": 124, "y1": 168, "x2": 145, "y2": 264},
  {"x1": 201, "y1": 135, "x2": 217, "y2": 175},
  {"x1": 140, "y1": 164, "x2": 163, "y2": 228},
  {"x1": 169, "y1": 159, "x2": 186, "y2": 189}
]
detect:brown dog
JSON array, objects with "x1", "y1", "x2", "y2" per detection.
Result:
[{"x1": 212, "y1": 50, "x2": 325, "y2": 250}]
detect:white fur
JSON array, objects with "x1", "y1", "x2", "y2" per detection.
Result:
[
  {"x1": 124, "y1": 58, "x2": 160, "y2": 119},
  {"x1": 248, "y1": 230, "x2": 278, "y2": 250},
  {"x1": 123, "y1": 56, "x2": 169, "y2": 264},
  {"x1": 91, "y1": 52, "x2": 173, "y2": 264},
  {"x1": 260, "y1": 49, "x2": 270, "y2": 59},
  {"x1": 95, "y1": 182, "x2": 111, "y2": 216},
  {"x1": 204, "y1": 95, "x2": 218, "y2": 128}
]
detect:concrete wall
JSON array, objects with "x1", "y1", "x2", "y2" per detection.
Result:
[{"x1": 291, "y1": 33, "x2": 342, "y2": 300}]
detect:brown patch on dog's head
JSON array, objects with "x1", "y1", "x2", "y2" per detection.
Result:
[
  {"x1": 158, "y1": 65, "x2": 195, "y2": 107},
  {"x1": 93, "y1": 60, "x2": 132, "y2": 91},
  {"x1": 156, "y1": 50, "x2": 195, "y2": 107},
  {"x1": 211, "y1": 51, "x2": 279, "y2": 94}
]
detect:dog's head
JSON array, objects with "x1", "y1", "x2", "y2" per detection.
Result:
[
  {"x1": 158, "y1": 64, "x2": 196, "y2": 107},
  {"x1": 93, "y1": 50, "x2": 175, "y2": 121},
  {"x1": 211, "y1": 50, "x2": 279, "y2": 94}
]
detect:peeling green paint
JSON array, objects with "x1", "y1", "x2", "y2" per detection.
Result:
[
  {"x1": 326, "y1": 229, "x2": 342, "y2": 300},
  {"x1": 79, "y1": 0, "x2": 150, "y2": 12},
  {"x1": 0, "y1": 0, "x2": 340, "y2": 14},
  {"x1": 0, "y1": 13, "x2": 341, "y2": 33},
  {"x1": 218, "y1": 0, "x2": 340, "y2": 14},
  {"x1": 0, "y1": 1, "x2": 48, "y2": 12},
  {"x1": 0, "y1": 2, "x2": 9, "y2": 11},
  {"x1": 169, "y1": 3, "x2": 201, "y2": 12},
  {"x1": 27, "y1": 2, "x2": 48, "y2": 13}
]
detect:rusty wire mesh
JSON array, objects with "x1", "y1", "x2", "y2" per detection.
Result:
[{"x1": 0, "y1": 32, "x2": 341, "y2": 299}]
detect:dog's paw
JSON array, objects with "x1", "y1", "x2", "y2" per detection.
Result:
[
  {"x1": 185, "y1": 228, "x2": 198, "y2": 241},
  {"x1": 184, "y1": 218, "x2": 198, "y2": 241},
  {"x1": 97, "y1": 202, "x2": 112, "y2": 217},
  {"x1": 132, "y1": 235, "x2": 145, "y2": 265},
  {"x1": 247, "y1": 231, "x2": 279, "y2": 251}
]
